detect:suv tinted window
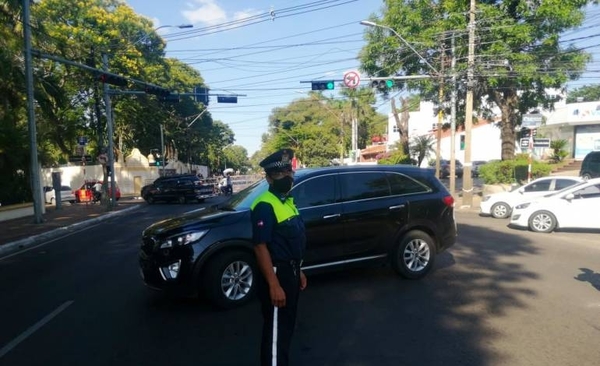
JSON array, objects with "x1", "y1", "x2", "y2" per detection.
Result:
[
  {"x1": 387, "y1": 173, "x2": 430, "y2": 195},
  {"x1": 339, "y1": 172, "x2": 389, "y2": 202},
  {"x1": 293, "y1": 175, "x2": 337, "y2": 209}
]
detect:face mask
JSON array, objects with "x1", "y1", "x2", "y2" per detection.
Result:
[{"x1": 272, "y1": 176, "x2": 294, "y2": 194}]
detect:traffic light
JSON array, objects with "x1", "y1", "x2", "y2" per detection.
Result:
[
  {"x1": 194, "y1": 86, "x2": 210, "y2": 105},
  {"x1": 371, "y1": 79, "x2": 394, "y2": 89},
  {"x1": 311, "y1": 80, "x2": 335, "y2": 91},
  {"x1": 145, "y1": 85, "x2": 170, "y2": 97},
  {"x1": 161, "y1": 94, "x2": 180, "y2": 103},
  {"x1": 97, "y1": 73, "x2": 128, "y2": 87}
]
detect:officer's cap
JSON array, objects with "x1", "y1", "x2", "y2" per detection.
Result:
[{"x1": 259, "y1": 149, "x2": 294, "y2": 173}]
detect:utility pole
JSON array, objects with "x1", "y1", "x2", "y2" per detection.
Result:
[
  {"x1": 160, "y1": 124, "x2": 165, "y2": 173},
  {"x1": 23, "y1": 0, "x2": 44, "y2": 223},
  {"x1": 435, "y1": 40, "x2": 445, "y2": 179},
  {"x1": 102, "y1": 54, "x2": 116, "y2": 208},
  {"x1": 462, "y1": 0, "x2": 477, "y2": 207},
  {"x1": 351, "y1": 99, "x2": 358, "y2": 163},
  {"x1": 450, "y1": 33, "x2": 457, "y2": 197}
]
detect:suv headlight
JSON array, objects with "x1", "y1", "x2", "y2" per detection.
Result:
[
  {"x1": 159, "y1": 230, "x2": 208, "y2": 249},
  {"x1": 515, "y1": 203, "x2": 531, "y2": 210}
]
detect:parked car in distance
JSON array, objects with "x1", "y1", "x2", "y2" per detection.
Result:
[
  {"x1": 579, "y1": 151, "x2": 600, "y2": 180},
  {"x1": 429, "y1": 159, "x2": 463, "y2": 178},
  {"x1": 141, "y1": 174, "x2": 215, "y2": 204},
  {"x1": 479, "y1": 176, "x2": 583, "y2": 219},
  {"x1": 510, "y1": 178, "x2": 600, "y2": 233},
  {"x1": 43, "y1": 185, "x2": 76, "y2": 204},
  {"x1": 471, "y1": 160, "x2": 488, "y2": 178},
  {"x1": 75, "y1": 180, "x2": 121, "y2": 203},
  {"x1": 139, "y1": 165, "x2": 457, "y2": 309}
]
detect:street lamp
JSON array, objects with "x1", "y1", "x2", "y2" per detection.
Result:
[
  {"x1": 134, "y1": 24, "x2": 194, "y2": 45},
  {"x1": 360, "y1": 20, "x2": 438, "y2": 75},
  {"x1": 360, "y1": 20, "x2": 445, "y2": 179},
  {"x1": 155, "y1": 24, "x2": 194, "y2": 32}
]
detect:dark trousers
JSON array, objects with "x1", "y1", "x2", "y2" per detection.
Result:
[{"x1": 258, "y1": 263, "x2": 301, "y2": 366}]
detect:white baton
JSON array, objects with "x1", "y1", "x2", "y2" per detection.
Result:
[{"x1": 271, "y1": 266, "x2": 278, "y2": 366}]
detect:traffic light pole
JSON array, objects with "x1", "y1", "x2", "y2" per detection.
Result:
[
  {"x1": 102, "y1": 53, "x2": 116, "y2": 208},
  {"x1": 23, "y1": 0, "x2": 44, "y2": 223}
]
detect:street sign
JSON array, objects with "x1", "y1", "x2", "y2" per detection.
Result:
[
  {"x1": 520, "y1": 138, "x2": 530, "y2": 148},
  {"x1": 97, "y1": 153, "x2": 108, "y2": 165},
  {"x1": 533, "y1": 138, "x2": 551, "y2": 148},
  {"x1": 217, "y1": 95, "x2": 238, "y2": 103},
  {"x1": 522, "y1": 114, "x2": 543, "y2": 128},
  {"x1": 343, "y1": 70, "x2": 361, "y2": 89}
]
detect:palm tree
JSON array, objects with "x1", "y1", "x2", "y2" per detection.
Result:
[{"x1": 410, "y1": 135, "x2": 435, "y2": 167}]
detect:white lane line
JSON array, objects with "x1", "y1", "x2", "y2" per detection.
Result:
[{"x1": 0, "y1": 300, "x2": 74, "y2": 359}]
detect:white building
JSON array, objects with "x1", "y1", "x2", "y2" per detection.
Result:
[{"x1": 383, "y1": 99, "x2": 600, "y2": 164}]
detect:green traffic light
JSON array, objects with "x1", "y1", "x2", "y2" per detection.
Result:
[
  {"x1": 385, "y1": 79, "x2": 394, "y2": 88},
  {"x1": 326, "y1": 82, "x2": 334, "y2": 90}
]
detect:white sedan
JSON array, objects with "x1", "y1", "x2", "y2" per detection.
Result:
[
  {"x1": 479, "y1": 176, "x2": 583, "y2": 219},
  {"x1": 43, "y1": 185, "x2": 76, "y2": 204},
  {"x1": 510, "y1": 178, "x2": 600, "y2": 233}
]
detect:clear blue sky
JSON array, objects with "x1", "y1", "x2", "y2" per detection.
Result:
[
  {"x1": 124, "y1": 0, "x2": 600, "y2": 155},
  {"x1": 124, "y1": 0, "x2": 383, "y2": 155}
]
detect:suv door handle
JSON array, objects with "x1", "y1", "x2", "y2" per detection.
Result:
[
  {"x1": 323, "y1": 214, "x2": 341, "y2": 220},
  {"x1": 389, "y1": 204, "x2": 405, "y2": 210}
]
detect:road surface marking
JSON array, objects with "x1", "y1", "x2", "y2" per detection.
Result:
[{"x1": 0, "y1": 300, "x2": 74, "y2": 359}]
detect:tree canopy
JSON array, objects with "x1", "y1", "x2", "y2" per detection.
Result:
[{"x1": 360, "y1": 0, "x2": 593, "y2": 160}]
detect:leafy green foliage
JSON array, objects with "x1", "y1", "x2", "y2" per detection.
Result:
[
  {"x1": 260, "y1": 91, "x2": 387, "y2": 169},
  {"x1": 360, "y1": 0, "x2": 592, "y2": 160},
  {"x1": 478, "y1": 159, "x2": 553, "y2": 185},
  {"x1": 566, "y1": 85, "x2": 600, "y2": 103},
  {"x1": 550, "y1": 139, "x2": 569, "y2": 163}
]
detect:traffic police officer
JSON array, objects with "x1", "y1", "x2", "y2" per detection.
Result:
[{"x1": 251, "y1": 148, "x2": 307, "y2": 366}]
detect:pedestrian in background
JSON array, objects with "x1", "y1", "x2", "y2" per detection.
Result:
[{"x1": 251, "y1": 148, "x2": 307, "y2": 366}]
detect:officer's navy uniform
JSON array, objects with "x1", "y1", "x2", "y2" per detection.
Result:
[{"x1": 251, "y1": 149, "x2": 306, "y2": 366}]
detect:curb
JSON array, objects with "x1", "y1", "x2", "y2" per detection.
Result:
[{"x1": 0, "y1": 204, "x2": 142, "y2": 258}]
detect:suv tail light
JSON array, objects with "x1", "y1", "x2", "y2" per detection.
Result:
[{"x1": 442, "y1": 195, "x2": 454, "y2": 208}]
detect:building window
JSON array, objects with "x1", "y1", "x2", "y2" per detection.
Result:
[{"x1": 392, "y1": 125, "x2": 399, "y2": 133}]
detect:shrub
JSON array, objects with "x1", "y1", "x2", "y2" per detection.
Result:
[
  {"x1": 478, "y1": 159, "x2": 553, "y2": 185},
  {"x1": 550, "y1": 139, "x2": 569, "y2": 163}
]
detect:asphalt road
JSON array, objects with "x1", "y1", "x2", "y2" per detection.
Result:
[{"x1": 0, "y1": 206, "x2": 599, "y2": 366}]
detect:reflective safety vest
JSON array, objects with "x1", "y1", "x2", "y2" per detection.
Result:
[{"x1": 251, "y1": 190, "x2": 299, "y2": 224}]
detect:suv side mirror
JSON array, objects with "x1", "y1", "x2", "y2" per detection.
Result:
[
  {"x1": 517, "y1": 187, "x2": 525, "y2": 194},
  {"x1": 565, "y1": 193, "x2": 575, "y2": 200}
]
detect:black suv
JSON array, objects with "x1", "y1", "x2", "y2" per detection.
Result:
[
  {"x1": 139, "y1": 165, "x2": 457, "y2": 309},
  {"x1": 580, "y1": 151, "x2": 600, "y2": 180},
  {"x1": 141, "y1": 174, "x2": 215, "y2": 204}
]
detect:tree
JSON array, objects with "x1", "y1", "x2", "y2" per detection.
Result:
[
  {"x1": 566, "y1": 84, "x2": 600, "y2": 103},
  {"x1": 360, "y1": 0, "x2": 592, "y2": 161},
  {"x1": 410, "y1": 135, "x2": 435, "y2": 167}
]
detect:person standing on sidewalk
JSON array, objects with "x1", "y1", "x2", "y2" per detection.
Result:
[{"x1": 251, "y1": 148, "x2": 307, "y2": 366}]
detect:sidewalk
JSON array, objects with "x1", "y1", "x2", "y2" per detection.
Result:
[{"x1": 0, "y1": 197, "x2": 143, "y2": 257}]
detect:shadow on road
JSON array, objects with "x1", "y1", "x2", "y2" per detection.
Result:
[
  {"x1": 575, "y1": 268, "x2": 600, "y2": 291},
  {"x1": 291, "y1": 222, "x2": 540, "y2": 366}
]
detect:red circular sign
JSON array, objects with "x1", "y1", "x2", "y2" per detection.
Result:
[{"x1": 343, "y1": 70, "x2": 361, "y2": 89}]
